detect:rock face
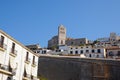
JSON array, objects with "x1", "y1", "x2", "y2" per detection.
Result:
[{"x1": 38, "y1": 56, "x2": 120, "y2": 80}]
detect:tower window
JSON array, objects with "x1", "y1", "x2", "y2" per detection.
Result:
[{"x1": 61, "y1": 40, "x2": 63, "y2": 44}]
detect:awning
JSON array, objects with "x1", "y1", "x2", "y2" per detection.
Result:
[
  {"x1": 31, "y1": 66, "x2": 37, "y2": 76},
  {"x1": 9, "y1": 56, "x2": 17, "y2": 69},
  {"x1": 25, "y1": 63, "x2": 31, "y2": 75}
]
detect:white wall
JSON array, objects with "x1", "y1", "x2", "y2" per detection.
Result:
[
  {"x1": 0, "y1": 30, "x2": 39, "y2": 80},
  {"x1": 67, "y1": 45, "x2": 106, "y2": 58}
]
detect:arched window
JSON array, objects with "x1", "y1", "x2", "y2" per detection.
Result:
[{"x1": 61, "y1": 40, "x2": 63, "y2": 44}]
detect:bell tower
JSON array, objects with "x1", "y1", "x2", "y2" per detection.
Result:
[{"x1": 58, "y1": 24, "x2": 66, "y2": 46}]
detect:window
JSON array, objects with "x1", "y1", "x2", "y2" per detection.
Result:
[
  {"x1": 97, "y1": 55, "x2": 99, "y2": 58},
  {"x1": 92, "y1": 49, "x2": 95, "y2": 53},
  {"x1": 11, "y1": 43, "x2": 15, "y2": 53},
  {"x1": 26, "y1": 52, "x2": 29, "y2": 61},
  {"x1": 89, "y1": 54, "x2": 91, "y2": 57},
  {"x1": 60, "y1": 27, "x2": 64, "y2": 30},
  {"x1": 70, "y1": 51, "x2": 73, "y2": 54},
  {"x1": 32, "y1": 56, "x2": 35, "y2": 65},
  {"x1": 37, "y1": 51, "x2": 40, "y2": 53},
  {"x1": 80, "y1": 42, "x2": 82, "y2": 44},
  {"x1": 59, "y1": 50, "x2": 61, "y2": 52},
  {"x1": 80, "y1": 50, "x2": 83, "y2": 54},
  {"x1": 61, "y1": 40, "x2": 63, "y2": 44},
  {"x1": 97, "y1": 49, "x2": 101, "y2": 53},
  {"x1": 109, "y1": 51, "x2": 114, "y2": 56},
  {"x1": 44, "y1": 50, "x2": 46, "y2": 54},
  {"x1": 117, "y1": 51, "x2": 120, "y2": 56},
  {"x1": 75, "y1": 51, "x2": 78, "y2": 54},
  {"x1": 0, "y1": 35, "x2": 4, "y2": 48},
  {"x1": 71, "y1": 42, "x2": 73, "y2": 45},
  {"x1": 31, "y1": 75, "x2": 34, "y2": 79},
  {"x1": 86, "y1": 50, "x2": 89, "y2": 53}
]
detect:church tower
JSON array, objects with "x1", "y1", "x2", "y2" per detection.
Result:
[{"x1": 58, "y1": 24, "x2": 66, "y2": 46}]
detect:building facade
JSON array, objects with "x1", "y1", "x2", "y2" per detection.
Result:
[
  {"x1": 106, "y1": 47, "x2": 120, "y2": 59},
  {"x1": 26, "y1": 44, "x2": 51, "y2": 54},
  {"x1": 59, "y1": 45, "x2": 106, "y2": 58},
  {"x1": 66, "y1": 38, "x2": 89, "y2": 46},
  {"x1": 48, "y1": 24, "x2": 89, "y2": 49},
  {"x1": 48, "y1": 25, "x2": 66, "y2": 49},
  {"x1": 0, "y1": 30, "x2": 39, "y2": 80}
]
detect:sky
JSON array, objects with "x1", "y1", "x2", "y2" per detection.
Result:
[{"x1": 0, "y1": 0, "x2": 120, "y2": 47}]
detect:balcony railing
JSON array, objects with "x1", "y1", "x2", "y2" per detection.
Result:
[
  {"x1": 0, "y1": 42, "x2": 7, "y2": 51},
  {"x1": 10, "y1": 48, "x2": 17, "y2": 57},
  {"x1": 23, "y1": 73, "x2": 31, "y2": 80},
  {"x1": 25, "y1": 74, "x2": 31, "y2": 78},
  {"x1": 0, "y1": 64, "x2": 9, "y2": 71},
  {"x1": 25, "y1": 58, "x2": 31, "y2": 64},
  {"x1": 11, "y1": 69, "x2": 16, "y2": 75},
  {"x1": 32, "y1": 62, "x2": 37, "y2": 67},
  {"x1": 0, "y1": 64, "x2": 12, "y2": 75}
]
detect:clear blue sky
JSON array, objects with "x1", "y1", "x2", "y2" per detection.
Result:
[{"x1": 0, "y1": 0, "x2": 120, "y2": 47}]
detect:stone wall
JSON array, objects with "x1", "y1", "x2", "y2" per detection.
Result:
[{"x1": 38, "y1": 56, "x2": 120, "y2": 80}]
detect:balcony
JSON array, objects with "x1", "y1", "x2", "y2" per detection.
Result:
[
  {"x1": 23, "y1": 74, "x2": 31, "y2": 80},
  {"x1": 9, "y1": 49, "x2": 17, "y2": 57},
  {"x1": 25, "y1": 58, "x2": 31, "y2": 64},
  {"x1": 0, "y1": 43, "x2": 7, "y2": 52},
  {"x1": 11, "y1": 69, "x2": 16, "y2": 76},
  {"x1": 0, "y1": 64, "x2": 12, "y2": 76},
  {"x1": 32, "y1": 62, "x2": 37, "y2": 67},
  {"x1": 31, "y1": 75, "x2": 39, "y2": 80}
]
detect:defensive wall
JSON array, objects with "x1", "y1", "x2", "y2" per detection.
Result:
[{"x1": 38, "y1": 55, "x2": 120, "y2": 80}]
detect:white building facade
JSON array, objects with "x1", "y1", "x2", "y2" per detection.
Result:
[
  {"x1": 59, "y1": 45, "x2": 106, "y2": 58},
  {"x1": 0, "y1": 30, "x2": 39, "y2": 80},
  {"x1": 106, "y1": 47, "x2": 120, "y2": 59}
]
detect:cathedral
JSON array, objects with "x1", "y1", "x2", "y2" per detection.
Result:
[
  {"x1": 48, "y1": 24, "x2": 88, "y2": 49},
  {"x1": 48, "y1": 24, "x2": 66, "y2": 49}
]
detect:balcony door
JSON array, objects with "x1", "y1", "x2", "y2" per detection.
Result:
[
  {"x1": 0, "y1": 35, "x2": 4, "y2": 48},
  {"x1": 12, "y1": 43, "x2": 15, "y2": 53}
]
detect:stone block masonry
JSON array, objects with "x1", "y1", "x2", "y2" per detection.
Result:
[{"x1": 38, "y1": 56, "x2": 120, "y2": 80}]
